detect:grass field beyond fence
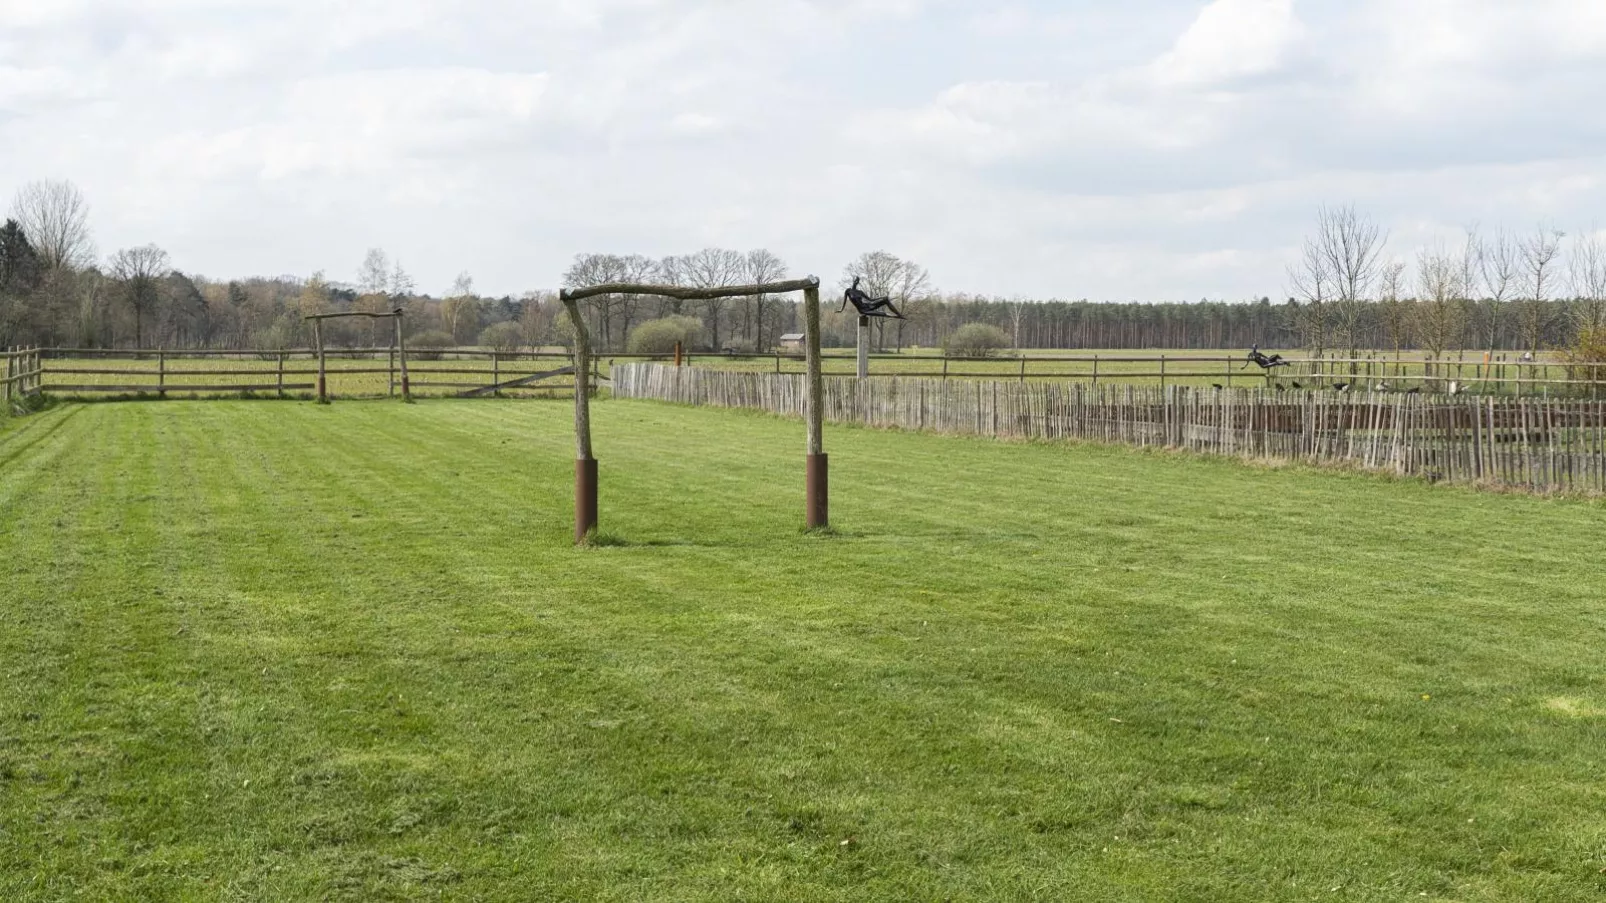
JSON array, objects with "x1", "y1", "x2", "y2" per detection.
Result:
[{"x1": 2, "y1": 400, "x2": 1605, "y2": 900}]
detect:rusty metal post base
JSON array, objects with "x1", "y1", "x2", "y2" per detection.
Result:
[
  {"x1": 575, "y1": 457, "x2": 599, "y2": 543},
  {"x1": 806, "y1": 453, "x2": 828, "y2": 530}
]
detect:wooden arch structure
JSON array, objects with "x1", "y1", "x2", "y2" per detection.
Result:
[
  {"x1": 303, "y1": 308, "x2": 410, "y2": 403},
  {"x1": 558, "y1": 277, "x2": 827, "y2": 543}
]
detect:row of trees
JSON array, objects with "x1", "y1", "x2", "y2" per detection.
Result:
[
  {"x1": 1287, "y1": 206, "x2": 1604, "y2": 360},
  {"x1": 4, "y1": 179, "x2": 1604, "y2": 355}
]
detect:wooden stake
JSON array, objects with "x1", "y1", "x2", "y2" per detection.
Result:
[
  {"x1": 559, "y1": 291, "x2": 597, "y2": 542},
  {"x1": 314, "y1": 319, "x2": 327, "y2": 403},
  {"x1": 395, "y1": 313, "x2": 411, "y2": 401},
  {"x1": 804, "y1": 283, "x2": 827, "y2": 529},
  {"x1": 857, "y1": 316, "x2": 869, "y2": 380}
]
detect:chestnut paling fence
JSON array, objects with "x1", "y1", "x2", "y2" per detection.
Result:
[{"x1": 612, "y1": 363, "x2": 1606, "y2": 494}]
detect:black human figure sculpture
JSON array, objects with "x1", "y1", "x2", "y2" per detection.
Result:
[
  {"x1": 840, "y1": 276, "x2": 905, "y2": 319},
  {"x1": 1243, "y1": 344, "x2": 1289, "y2": 370}
]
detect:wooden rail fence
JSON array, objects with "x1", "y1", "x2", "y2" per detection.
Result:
[
  {"x1": 32, "y1": 348, "x2": 592, "y2": 399},
  {"x1": 3, "y1": 347, "x2": 44, "y2": 407},
  {"x1": 613, "y1": 363, "x2": 1606, "y2": 494}
]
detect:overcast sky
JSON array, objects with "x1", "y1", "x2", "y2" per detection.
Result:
[{"x1": 3, "y1": 0, "x2": 1604, "y2": 299}]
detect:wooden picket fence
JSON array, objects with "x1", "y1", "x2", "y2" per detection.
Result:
[{"x1": 613, "y1": 363, "x2": 1606, "y2": 494}]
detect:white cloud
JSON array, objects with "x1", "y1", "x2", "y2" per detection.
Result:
[
  {"x1": 1150, "y1": 0, "x2": 1301, "y2": 87},
  {"x1": 1, "y1": 0, "x2": 1604, "y2": 299}
]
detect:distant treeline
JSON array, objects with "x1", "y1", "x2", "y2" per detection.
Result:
[{"x1": 4, "y1": 180, "x2": 1602, "y2": 354}]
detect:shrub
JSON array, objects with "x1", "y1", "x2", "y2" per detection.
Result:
[
  {"x1": 408, "y1": 329, "x2": 455, "y2": 361},
  {"x1": 628, "y1": 316, "x2": 705, "y2": 355},
  {"x1": 478, "y1": 321, "x2": 524, "y2": 354},
  {"x1": 1565, "y1": 327, "x2": 1606, "y2": 392},
  {"x1": 943, "y1": 323, "x2": 1011, "y2": 357}
]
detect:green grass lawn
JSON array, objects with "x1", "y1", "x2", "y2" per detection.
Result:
[{"x1": 2, "y1": 399, "x2": 1604, "y2": 901}]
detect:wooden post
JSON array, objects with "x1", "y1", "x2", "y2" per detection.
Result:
[
  {"x1": 1092, "y1": 355, "x2": 1100, "y2": 386},
  {"x1": 1159, "y1": 354, "x2": 1167, "y2": 390},
  {"x1": 674, "y1": 341, "x2": 683, "y2": 367},
  {"x1": 492, "y1": 351, "x2": 501, "y2": 397},
  {"x1": 395, "y1": 313, "x2": 411, "y2": 401},
  {"x1": 158, "y1": 349, "x2": 166, "y2": 399},
  {"x1": 4, "y1": 348, "x2": 12, "y2": 404},
  {"x1": 314, "y1": 319, "x2": 327, "y2": 403},
  {"x1": 559, "y1": 292, "x2": 598, "y2": 543},
  {"x1": 388, "y1": 345, "x2": 396, "y2": 397},
  {"x1": 857, "y1": 316, "x2": 870, "y2": 380},
  {"x1": 277, "y1": 351, "x2": 285, "y2": 398},
  {"x1": 805, "y1": 282, "x2": 827, "y2": 530},
  {"x1": 1020, "y1": 356, "x2": 1027, "y2": 383}
]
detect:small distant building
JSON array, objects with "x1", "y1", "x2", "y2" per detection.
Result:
[{"x1": 778, "y1": 333, "x2": 806, "y2": 351}]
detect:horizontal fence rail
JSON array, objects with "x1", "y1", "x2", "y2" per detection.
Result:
[
  {"x1": 32, "y1": 348, "x2": 591, "y2": 399},
  {"x1": 613, "y1": 363, "x2": 1606, "y2": 495},
  {"x1": 26, "y1": 345, "x2": 1606, "y2": 401}
]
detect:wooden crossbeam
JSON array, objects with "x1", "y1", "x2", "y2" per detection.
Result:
[{"x1": 457, "y1": 365, "x2": 576, "y2": 397}]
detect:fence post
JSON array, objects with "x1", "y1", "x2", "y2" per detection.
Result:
[
  {"x1": 1159, "y1": 354, "x2": 1167, "y2": 390},
  {"x1": 1092, "y1": 355, "x2": 1100, "y2": 386},
  {"x1": 492, "y1": 351, "x2": 501, "y2": 397},
  {"x1": 314, "y1": 319, "x2": 327, "y2": 403},
  {"x1": 856, "y1": 316, "x2": 870, "y2": 380},
  {"x1": 277, "y1": 351, "x2": 286, "y2": 398},
  {"x1": 395, "y1": 313, "x2": 411, "y2": 401},
  {"x1": 389, "y1": 345, "x2": 396, "y2": 396},
  {"x1": 1020, "y1": 355, "x2": 1027, "y2": 383},
  {"x1": 4, "y1": 348, "x2": 12, "y2": 404},
  {"x1": 158, "y1": 349, "x2": 167, "y2": 399}
]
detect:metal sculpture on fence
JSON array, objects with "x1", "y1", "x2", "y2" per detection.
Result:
[
  {"x1": 840, "y1": 277, "x2": 906, "y2": 319},
  {"x1": 1244, "y1": 345, "x2": 1290, "y2": 370}
]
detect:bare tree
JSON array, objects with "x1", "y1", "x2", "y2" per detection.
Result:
[
  {"x1": 613, "y1": 254, "x2": 658, "y2": 347},
  {"x1": 519, "y1": 290, "x2": 560, "y2": 348},
  {"x1": 743, "y1": 249, "x2": 788, "y2": 351},
  {"x1": 1414, "y1": 245, "x2": 1467, "y2": 372},
  {"x1": 10, "y1": 179, "x2": 95, "y2": 271},
  {"x1": 1327, "y1": 206, "x2": 1387, "y2": 361},
  {"x1": 441, "y1": 271, "x2": 479, "y2": 344},
  {"x1": 107, "y1": 244, "x2": 171, "y2": 347},
  {"x1": 1287, "y1": 235, "x2": 1333, "y2": 356},
  {"x1": 1518, "y1": 225, "x2": 1565, "y2": 353},
  {"x1": 389, "y1": 259, "x2": 416, "y2": 298},
  {"x1": 563, "y1": 254, "x2": 627, "y2": 351},
  {"x1": 655, "y1": 256, "x2": 687, "y2": 314},
  {"x1": 681, "y1": 247, "x2": 744, "y2": 350},
  {"x1": 352, "y1": 248, "x2": 394, "y2": 344},
  {"x1": 357, "y1": 248, "x2": 391, "y2": 295},
  {"x1": 1568, "y1": 228, "x2": 1606, "y2": 334},
  {"x1": 1377, "y1": 259, "x2": 1411, "y2": 362},
  {"x1": 1478, "y1": 229, "x2": 1520, "y2": 353}
]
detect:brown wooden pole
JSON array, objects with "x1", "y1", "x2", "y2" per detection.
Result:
[
  {"x1": 857, "y1": 316, "x2": 869, "y2": 380},
  {"x1": 158, "y1": 349, "x2": 166, "y2": 399},
  {"x1": 804, "y1": 283, "x2": 828, "y2": 529},
  {"x1": 674, "y1": 341, "x2": 683, "y2": 367},
  {"x1": 314, "y1": 320, "x2": 327, "y2": 403},
  {"x1": 395, "y1": 312, "x2": 411, "y2": 401},
  {"x1": 559, "y1": 292, "x2": 597, "y2": 542}
]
